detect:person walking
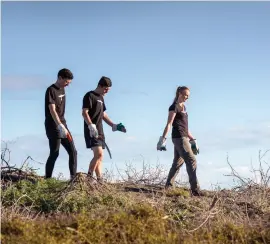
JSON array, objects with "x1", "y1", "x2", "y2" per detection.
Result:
[
  {"x1": 44, "y1": 68, "x2": 77, "y2": 180},
  {"x1": 157, "y1": 86, "x2": 201, "y2": 196},
  {"x1": 82, "y1": 76, "x2": 126, "y2": 183}
]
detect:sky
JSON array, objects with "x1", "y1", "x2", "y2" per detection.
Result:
[{"x1": 1, "y1": 1, "x2": 270, "y2": 190}]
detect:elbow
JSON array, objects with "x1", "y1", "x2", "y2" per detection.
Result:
[
  {"x1": 82, "y1": 110, "x2": 87, "y2": 117},
  {"x1": 166, "y1": 123, "x2": 172, "y2": 129}
]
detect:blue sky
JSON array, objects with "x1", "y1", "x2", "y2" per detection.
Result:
[{"x1": 1, "y1": 1, "x2": 270, "y2": 189}]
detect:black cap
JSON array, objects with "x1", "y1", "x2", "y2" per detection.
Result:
[{"x1": 98, "y1": 76, "x2": 112, "y2": 87}]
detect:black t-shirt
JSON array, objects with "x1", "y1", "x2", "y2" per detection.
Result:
[
  {"x1": 169, "y1": 102, "x2": 188, "y2": 138},
  {"x1": 45, "y1": 84, "x2": 66, "y2": 128},
  {"x1": 82, "y1": 91, "x2": 106, "y2": 138}
]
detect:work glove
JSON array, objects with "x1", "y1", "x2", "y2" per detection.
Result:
[
  {"x1": 157, "y1": 136, "x2": 167, "y2": 151},
  {"x1": 88, "y1": 124, "x2": 99, "y2": 138},
  {"x1": 57, "y1": 124, "x2": 68, "y2": 138},
  {"x1": 190, "y1": 139, "x2": 199, "y2": 155},
  {"x1": 112, "y1": 123, "x2": 126, "y2": 133}
]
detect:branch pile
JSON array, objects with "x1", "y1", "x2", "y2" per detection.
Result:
[{"x1": 1, "y1": 142, "x2": 43, "y2": 185}]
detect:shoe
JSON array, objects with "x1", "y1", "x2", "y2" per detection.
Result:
[
  {"x1": 165, "y1": 182, "x2": 174, "y2": 190},
  {"x1": 191, "y1": 190, "x2": 203, "y2": 197},
  {"x1": 70, "y1": 175, "x2": 75, "y2": 180},
  {"x1": 97, "y1": 177, "x2": 104, "y2": 184},
  {"x1": 87, "y1": 172, "x2": 95, "y2": 183}
]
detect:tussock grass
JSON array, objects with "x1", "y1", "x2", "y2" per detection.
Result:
[
  {"x1": 1, "y1": 149, "x2": 270, "y2": 243},
  {"x1": 1, "y1": 174, "x2": 270, "y2": 244}
]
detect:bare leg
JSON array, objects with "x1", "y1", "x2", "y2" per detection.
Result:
[
  {"x1": 95, "y1": 160, "x2": 102, "y2": 179},
  {"x1": 88, "y1": 146, "x2": 103, "y2": 178}
]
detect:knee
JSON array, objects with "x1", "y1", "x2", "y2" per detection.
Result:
[
  {"x1": 173, "y1": 157, "x2": 184, "y2": 168},
  {"x1": 49, "y1": 150, "x2": 59, "y2": 160},
  {"x1": 94, "y1": 151, "x2": 103, "y2": 161},
  {"x1": 190, "y1": 158, "x2": 197, "y2": 171},
  {"x1": 184, "y1": 153, "x2": 197, "y2": 170}
]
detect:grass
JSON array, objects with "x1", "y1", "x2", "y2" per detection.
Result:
[
  {"x1": 1, "y1": 149, "x2": 270, "y2": 243},
  {"x1": 1, "y1": 172, "x2": 270, "y2": 244}
]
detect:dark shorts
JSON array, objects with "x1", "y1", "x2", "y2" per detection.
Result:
[{"x1": 85, "y1": 137, "x2": 105, "y2": 149}]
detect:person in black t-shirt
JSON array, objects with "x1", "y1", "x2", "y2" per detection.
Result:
[
  {"x1": 44, "y1": 68, "x2": 77, "y2": 180},
  {"x1": 82, "y1": 76, "x2": 126, "y2": 182},
  {"x1": 157, "y1": 86, "x2": 201, "y2": 196}
]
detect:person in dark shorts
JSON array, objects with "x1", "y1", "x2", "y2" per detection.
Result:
[
  {"x1": 44, "y1": 68, "x2": 77, "y2": 180},
  {"x1": 157, "y1": 86, "x2": 201, "y2": 196},
  {"x1": 82, "y1": 76, "x2": 126, "y2": 182}
]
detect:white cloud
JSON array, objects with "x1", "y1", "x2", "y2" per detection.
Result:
[
  {"x1": 215, "y1": 167, "x2": 231, "y2": 173},
  {"x1": 2, "y1": 75, "x2": 48, "y2": 91},
  {"x1": 125, "y1": 136, "x2": 137, "y2": 141},
  {"x1": 198, "y1": 121, "x2": 270, "y2": 153},
  {"x1": 214, "y1": 166, "x2": 250, "y2": 174},
  {"x1": 2, "y1": 125, "x2": 269, "y2": 189}
]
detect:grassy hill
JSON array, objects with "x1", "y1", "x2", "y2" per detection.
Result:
[
  {"x1": 1, "y1": 170, "x2": 270, "y2": 244},
  {"x1": 1, "y1": 144, "x2": 270, "y2": 243}
]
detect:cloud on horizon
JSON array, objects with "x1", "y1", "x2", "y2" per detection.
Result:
[
  {"x1": 2, "y1": 120, "x2": 269, "y2": 189},
  {"x1": 2, "y1": 75, "x2": 49, "y2": 91},
  {"x1": 198, "y1": 121, "x2": 270, "y2": 153}
]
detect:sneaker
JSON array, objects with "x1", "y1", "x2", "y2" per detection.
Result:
[
  {"x1": 165, "y1": 182, "x2": 174, "y2": 190},
  {"x1": 87, "y1": 172, "x2": 95, "y2": 183},
  {"x1": 70, "y1": 175, "x2": 75, "y2": 180},
  {"x1": 191, "y1": 190, "x2": 203, "y2": 197},
  {"x1": 97, "y1": 177, "x2": 104, "y2": 184}
]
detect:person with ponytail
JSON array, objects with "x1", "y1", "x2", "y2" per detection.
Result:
[{"x1": 157, "y1": 86, "x2": 201, "y2": 196}]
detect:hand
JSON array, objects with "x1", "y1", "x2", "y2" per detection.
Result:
[
  {"x1": 157, "y1": 136, "x2": 166, "y2": 151},
  {"x1": 67, "y1": 132, "x2": 73, "y2": 142},
  {"x1": 190, "y1": 139, "x2": 199, "y2": 155},
  {"x1": 112, "y1": 123, "x2": 126, "y2": 133},
  {"x1": 57, "y1": 124, "x2": 68, "y2": 138},
  {"x1": 88, "y1": 124, "x2": 99, "y2": 138}
]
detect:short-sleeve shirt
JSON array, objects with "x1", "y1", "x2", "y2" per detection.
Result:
[
  {"x1": 82, "y1": 91, "x2": 106, "y2": 138},
  {"x1": 44, "y1": 84, "x2": 66, "y2": 137},
  {"x1": 169, "y1": 102, "x2": 188, "y2": 138}
]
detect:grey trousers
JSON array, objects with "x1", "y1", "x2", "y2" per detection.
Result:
[{"x1": 165, "y1": 137, "x2": 200, "y2": 192}]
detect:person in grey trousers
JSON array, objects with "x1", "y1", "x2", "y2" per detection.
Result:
[{"x1": 157, "y1": 86, "x2": 201, "y2": 196}]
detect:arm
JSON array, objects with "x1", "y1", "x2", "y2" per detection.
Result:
[
  {"x1": 46, "y1": 88, "x2": 64, "y2": 127},
  {"x1": 103, "y1": 112, "x2": 114, "y2": 127},
  {"x1": 47, "y1": 99, "x2": 68, "y2": 138},
  {"x1": 161, "y1": 111, "x2": 176, "y2": 138},
  {"x1": 48, "y1": 104, "x2": 62, "y2": 126},
  {"x1": 82, "y1": 93, "x2": 94, "y2": 125},
  {"x1": 188, "y1": 131, "x2": 195, "y2": 140},
  {"x1": 82, "y1": 108, "x2": 93, "y2": 125},
  {"x1": 82, "y1": 108, "x2": 99, "y2": 138}
]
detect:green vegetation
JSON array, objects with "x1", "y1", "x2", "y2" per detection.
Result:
[
  {"x1": 1, "y1": 147, "x2": 270, "y2": 243},
  {"x1": 1, "y1": 173, "x2": 270, "y2": 244}
]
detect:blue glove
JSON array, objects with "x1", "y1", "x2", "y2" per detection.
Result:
[
  {"x1": 112, "y1": 123, "x2": 126, "y2": 133},
  {"x1": 190, "y1": 139, "x2": 199, "y2": 155}
]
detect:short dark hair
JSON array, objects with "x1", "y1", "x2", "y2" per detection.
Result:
[
  {"x1": 98, "y1": 76, "x2": 112, "y2": 87},
  {"x1": 57, "y1": 68, "x2": 73, "y2": 80}
]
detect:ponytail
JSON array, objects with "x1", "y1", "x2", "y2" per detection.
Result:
[{"x1": 173, "y1": 86, "x2": 189, "y2": 103}]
